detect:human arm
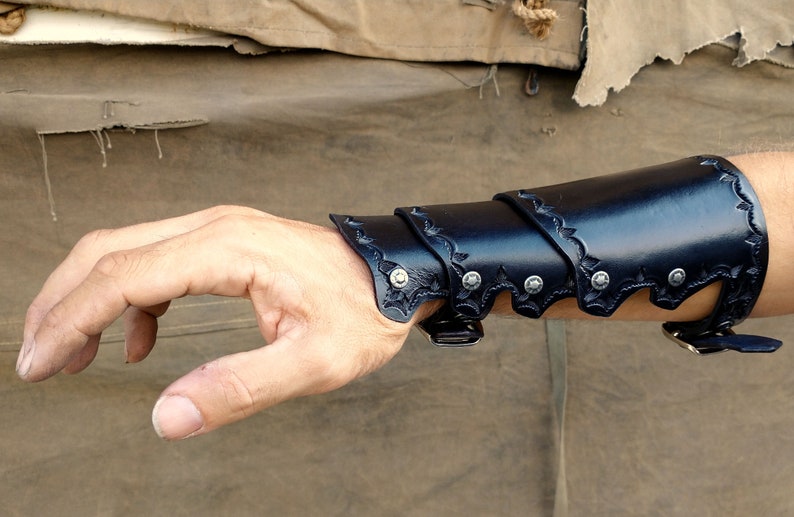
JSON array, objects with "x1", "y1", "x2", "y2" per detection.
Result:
[
  {"x1": 16, "y1": 152, "x2": 794, "y2": 440},
  {"x1": 17, "y1": 207, "x2": 433, "y2": 440},
  {"x1": 333, "y1": 153, "x2": 790, "y2": 353},
  {"x1": 534, "y1": 152, "x2": 794, "y2": 321}
]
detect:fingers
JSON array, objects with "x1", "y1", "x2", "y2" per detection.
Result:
[
  {"x1": 147, "y1": 227, "x2": 412, "y2": 441},
  {"x1": 55, "y1": 303, "x2": 168, "y2": 373},
  {"x1": 25, "y1": 206, "x2": 265, "y2": 336},
  {"x1": 124, "y1": 302, "x2": 170, "y2": 363},
  {"x1": 18, "y1": 213, "x2": 263, "y2": 382},
  {"x1": 62, "y1": 334, "x2": 100, "y2": 375},
  {"x1": 18, "y1": 206, "x2": 416, "y2": 441}
]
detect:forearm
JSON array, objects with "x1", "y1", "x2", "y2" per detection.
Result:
[
  {"x1": 528, "y1": 152, "x2": 794, "y2": 322},
  {"x1": 19, "y1": 152, "x2": 792, "y2": 440},
  {"x1": 731, "y1": 152, "x2": 794, "y2": 317},
  {"x1": 336, "y1": 153, "x2": 794, "y2": 352}
]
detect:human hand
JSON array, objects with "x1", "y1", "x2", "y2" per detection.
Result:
[{"x1": 17, "y1": 206, "x2": 429, "y2": 440}]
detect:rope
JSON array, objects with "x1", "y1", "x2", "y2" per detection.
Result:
[
  {"x1": 511, "y1": 0, "x2": 557, "y2": 40},
  {"x1": 0, "y1": 6, "x2": 24, "y2": 35}
]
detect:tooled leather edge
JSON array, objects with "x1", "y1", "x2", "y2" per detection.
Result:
[
  {"x1": 502, "y1": 156, "x2": 768, "y2": 320},
  {"x1": 330, "y1": 214, "x2": 448, "y2": 323},
  {"x1": 513, "y1": 189, "x2": 687, "y2": 315},
  {"x1": 693, "y1": 155, "x2": 769, "y2": 330},
  {"x1": 399, "y1": 206, "x2": 574, "y2": 319},
  {"x1": 400, "y1": 206, "x2": 482, "y2": 316}
]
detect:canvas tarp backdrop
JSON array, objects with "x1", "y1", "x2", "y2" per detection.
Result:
[
  {"x1": 1, "y1": 2, "x2": 794, "y2": 516},
  {"x1": 4, "y1": 0, "x2": 792, "y2": 104}
]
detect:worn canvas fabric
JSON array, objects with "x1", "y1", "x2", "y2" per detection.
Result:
[
  {"x1": 5, "y1": 0, "x2": 793, "y2": 105},
  {"x1": 2, "y1": 1, "x2": 794, "y2": 514},
  {"x1": 574, "y1": 0, "x2": 794, "y2": 105},
  {"x1": 5, "y1": 0, "x2": 585, "y2": 67},
  {"x1": 2, "y1": 40, "x2": 793, "y2": 515}
]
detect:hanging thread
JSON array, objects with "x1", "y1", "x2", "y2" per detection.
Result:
[
  {"x1": 154, "y1": 129, "x2": 163, "y2": 159},
  {"x1": 91, "y1": 129, "x2": 108, "y2": 168},
  {"x1": 37, "y1": 134, "x2": 58, "y2": 222}
]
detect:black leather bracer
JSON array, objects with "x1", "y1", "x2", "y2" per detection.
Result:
[{"x1": 330, "y1": 156, "x2": 782, "y2": 355}]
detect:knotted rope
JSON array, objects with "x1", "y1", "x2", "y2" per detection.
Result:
[
  {"x1": 511, "y1": 0, "x2": 557, "y2": 40},
  {"x1": 0, "y1": 6, "x2": 25, "y2": 35}
]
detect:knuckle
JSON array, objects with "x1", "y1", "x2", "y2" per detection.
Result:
[
  {"x1": 206, "y1": 205, "x2": 267, "y2": 220},
  {"x1": 73, "y1": 228, "x2": 114, "y2": 256},
  {"x1": 92, "y1": 250, "x2": 135, "y2": 278},
  {"x1": 204, "y1": 212, "x2": 262, "y2": 242},
  {"x1": 214, "y1": 212, "x2": 254, "y2": 232}
]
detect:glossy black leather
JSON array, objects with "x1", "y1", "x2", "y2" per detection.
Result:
[
  {"x1": 331, "y1": 156, "x2": 781, "y2": 353},
  {"x1": 330, "y1": 214, "x2": 447, "y2": 323},
  {"x1": 395, "y1": 201, "x2": 573, "y2": 319}
]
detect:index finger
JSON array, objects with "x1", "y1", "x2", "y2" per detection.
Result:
[
  {"x1": 18, "y1": 213, "x2": 264, "y2": 381},
  {"x1": 24, "y1": 205, "x2": 265, "y2": 343}
]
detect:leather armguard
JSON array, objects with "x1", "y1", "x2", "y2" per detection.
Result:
[{"x1": 330, "y1": 156, "x2": 782, "y2": 354}]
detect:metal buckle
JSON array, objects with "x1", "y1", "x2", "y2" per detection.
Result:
[
  {"x1": 662, "y1": 325, "x2": 735, "y2": 356},
  {"x1": 417, "y1": 308, "x2": 484, "y2": 347}
]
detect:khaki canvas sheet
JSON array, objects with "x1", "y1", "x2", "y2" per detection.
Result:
[
  {"x1": 1, "y1": 41, "x2": 793, "y2": 515},
  {"x1": 574, "y1": 0, "x2": 794, "y2": 105},
  {"x1": 5, "y1": 0, "x2": 793, "y2": 106},
  {"x1": 5, "y1": 0, "x2": 586, "y2": 68}
]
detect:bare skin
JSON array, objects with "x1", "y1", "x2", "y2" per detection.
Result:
[{"x1": 16, "y1": 153, "x2": 794, "y2": 440}]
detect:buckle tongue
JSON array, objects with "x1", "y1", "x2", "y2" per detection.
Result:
[
  {"x1": 417, "y1": 308, "x2": 484, "y2": 347},
  {"x1": 663, "y1": 323, "x2": 782, "y2": 355}
]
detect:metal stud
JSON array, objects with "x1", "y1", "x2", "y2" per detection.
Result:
[
  {"x1": 668, "y1": 268, "x2": 686, "y2": 287},
  {"x1": 389, "y1": 268, "x2": 409, "y2": 289},
  {"x1": 524, "y1": 275, "x2": 544, "y2": 295},
  {"x1": 591, "y1": 271, "x2": 610, "y2": 291},
  {"x1": 462, "y1": 271, "x2": 482, "y2": 291}
]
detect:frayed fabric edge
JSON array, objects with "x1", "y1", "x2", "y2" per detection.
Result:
[{"x1": 573, "y1": 3, "x2": 794, "y2": 107}]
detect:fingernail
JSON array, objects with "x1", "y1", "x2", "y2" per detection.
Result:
[
  {"x1": 16, "y1": 339, "x2": 36, "y2": 378},
  {"x1": 152, "y1": 395, "x2": 204, "y2": 440}
]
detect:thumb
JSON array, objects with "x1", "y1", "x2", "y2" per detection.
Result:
[{"x1": 150, "y1": 332, "x2": 374, "y2": 440}]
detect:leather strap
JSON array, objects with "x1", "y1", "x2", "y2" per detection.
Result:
[
  {"x1": 546, "y1": 319, "x2": 569, "y2": 517},
  {"x1": 331, "y1": 214, "x2": 447, "y2": 323},
  {"x1": 395, "y1": 201, "x2": 573, "y2": 319},
  {"x1": 331, "y1": 156, "x2": 782, "y2": 354}
]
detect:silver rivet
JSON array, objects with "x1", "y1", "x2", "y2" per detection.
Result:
[
  {"x1": 524, "y1": 275, "x2": 544, "y2": 295},
  {"x1": 591, "y1": 271, "x2": 610, "y2": 291},
  {"x1": 668, "y1": 268, "x2": 686, "y2": 287},
  {"x1": 389, "y1": 268, "x2": 409, "y2": 289},
  {"x1": 462, "y1": 271, "x2": 482, "y2": 291}
]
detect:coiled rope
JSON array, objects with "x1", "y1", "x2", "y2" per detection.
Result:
[
  {"x1": 511, "y1": 0, "x2": 557, "y2": 40},
  {"x1": 0, "y1": 6, "x2": 25, "y2": 35}
]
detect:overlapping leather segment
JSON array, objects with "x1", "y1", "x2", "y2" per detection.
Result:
[
  {"x1": 495, "y1": 155, "x2": 778, "y2": 351},
  {"x1": 331, "y1": 155, "x2": 781, "y2": 352},
  {"x1": 498, "y1": 156, "x2": 766, "y2": 318},
  {"x1": 395, "y1": 201, "x2": 572, "y2": 319}
]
